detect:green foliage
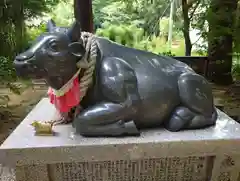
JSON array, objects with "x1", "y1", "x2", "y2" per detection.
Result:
[
  {"x1": 96, "y1": 24, "x2": 144, "y2": 46},
  {"x1": 0, "y1": 0, "x2": 60, "y2": 113},
  {"x1": 0, "y1": 24, "x2": 16, "y2": 58},
  {"x1": 27, "y1": 24, "x2": 47, "y2": 42},
  {"x1": 0, "y1": 57, "x2": 16, "y2": 82},
  {"x1": 159, "y1": 17, "x2": 183, "y2": 40},
  {"x1": 2, "y1": 0, "x2": 239, "y2": 88},
  {"x1": 0, "y1": 56, "x2": 21, "y2": 94},
  {"x1": 160, "y1": 51, "x2": 176, "y2": 56},
  {"x1": 93, "y1": 0, "x2": 119, "y2": 25},
  {"x1": 159, "y1": 17, "x2": 169, "y2": 37},
  {"x1": 120, "y1": 0, "x2": 171, "y2": 35},
  {"x1": 50, "y1": 1, "x2": 74, "y2": 26},
  {"x1": 0, "y1": 56, "x2": 20, "y2": 109},
  {"x1": 232, "y1": 54, "x2": 240, "y2": 79},
  {"x1": 0, "y1": 0, "x2": 61, "y2": 81},
  {"x1": 92, "y1": 0, "x2": 198, "y2": 56},
  {"x1": 15, "y1": 0, "x2": 60, "y2": 19},
  {"x1": 96, "y1": 24, "x2": 186, "y2": 55},
  {"x1": 99, "y1": 2, "x2": 131, "y2": 24},
  {"x1": 93, "y1": 0, "x2": 171, "y2": 35},
  {"x1": 232, "y1": 64, "x2": 240, "y2": 79}
]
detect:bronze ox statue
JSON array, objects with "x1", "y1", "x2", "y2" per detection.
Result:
[{"x1": 13, "y1": 20, "x2": 217, "y2": 137}]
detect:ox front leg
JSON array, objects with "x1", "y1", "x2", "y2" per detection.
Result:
[
  {"x1": 73, "y1": 102, "x2": 140, "y2": 137},
  {"x1": 73, "y1": 57, "x2": 141, "y2": 137}
]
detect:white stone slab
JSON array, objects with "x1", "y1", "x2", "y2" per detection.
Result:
[{"x1": 0, "y1": 98, "x2": 240, "y2": 166}]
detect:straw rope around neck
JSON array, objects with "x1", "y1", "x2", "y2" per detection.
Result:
[{"x1": 51, "y1": 32, "x2": 97, "y2": 101}]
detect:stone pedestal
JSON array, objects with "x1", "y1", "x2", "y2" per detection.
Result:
[{"x1": 0, "y1": 98, "x2": 240, "y2": 181}]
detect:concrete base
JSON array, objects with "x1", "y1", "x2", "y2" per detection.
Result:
[{"x1": 0, "y1": 98, "x2": 240, "y2": 181}]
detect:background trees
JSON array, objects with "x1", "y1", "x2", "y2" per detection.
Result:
[
  {"x1": 0, "y1": 0, "x2": 240, "y2": 84},
  {"x1": 207, "y1": 0, "x2": 238, "y2": 84},
  {"x1": 0, "y1": 0, "x2": 60, "y2": 107}
]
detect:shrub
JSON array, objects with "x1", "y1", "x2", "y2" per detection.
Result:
[
  {"x1": 232, "y1": 55, "x2": 240, "y2": 80},
  {"x1": 96, "y1": 24, "x2": 145, "y2": 47},
  {"x1": 0, "y1": 56, "x2": 16, "y2": 82},
  {"x1": 0, "y1": 56, "x2": 20, "y2": 112},
  {"x1": 96, "y1": 24, "x2": 185, "y2": 56}
]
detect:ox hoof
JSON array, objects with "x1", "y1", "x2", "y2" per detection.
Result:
[{"x1": 124, "y1": 120, "x2": 140, "y2": 136}]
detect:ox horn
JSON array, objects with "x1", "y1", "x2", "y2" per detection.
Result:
[
  {"x1": 47, "y1": 19, "x2": 56, "y2": 32},
  {"x1": 67, "y1": 21, "x2": 81, "y2": 42}
]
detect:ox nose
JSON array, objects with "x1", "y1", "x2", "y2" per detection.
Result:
[{"x1": 15, "y1": 51, "x2": 34, "y2": 61}]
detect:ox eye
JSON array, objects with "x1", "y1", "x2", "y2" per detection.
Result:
[{"x1": 49, "y1": 40, "x2": 59, "y2": 51}]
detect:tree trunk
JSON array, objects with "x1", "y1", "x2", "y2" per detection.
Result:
[
  {"x1": 74, "y1": 0, "x2": 93, "y2": 33},
  {"x1": 182, "y1": 0, "x2": 192, "y2": 56},
  {"x1": 207, "y1": 0, "x2": 237, "y2": 85},
  {"x1": 12, "y1": 0, "x2": 26, "y2": 54}
]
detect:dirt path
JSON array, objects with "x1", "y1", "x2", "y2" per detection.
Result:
[
  {"x1": 212, "y1": 84, "x2": 240, "y2": 120},
  {"x1": 0, "y1": 85, "x2": 47, "y2": 145}
]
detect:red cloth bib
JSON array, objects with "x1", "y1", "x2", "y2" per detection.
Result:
[{"x1": 48, "y1": 77, "x2": 81, "y2": 113}]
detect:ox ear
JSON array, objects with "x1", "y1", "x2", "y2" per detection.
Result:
[
  {"x1": 67, "y1": 21, "x2": 81, "y2": 42},
  {"x1": 47, "y1": 19, "x2": 56, "y2": 32},
  {"x1": 69, "y1": 42, "x2": 85, "y2": 58}
]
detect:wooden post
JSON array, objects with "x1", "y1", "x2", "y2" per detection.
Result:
[{"x1": 74, "y1": 0, "x2": 93, "y2": 33}]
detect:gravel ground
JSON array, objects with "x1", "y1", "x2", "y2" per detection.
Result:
[{"x1": 0, "y1": 166, "x2": 15, "y2": 181}]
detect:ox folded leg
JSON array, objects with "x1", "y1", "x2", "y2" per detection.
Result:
[
  {"x1": 186, "y1": 108, "x2": 217, "y2": 129},
  {"x1": 73, "y1": 102, "x2": 140, "y2": 137},
  {"x1": 165, "y1": 106, "x2": 195, "y2": 131},
  {"x1": 165, "y1": 106, "x2": 217, "y2": 131},
  {"x1": 73, "y1": 57, "x2": 141, "y2": 137},
  {"x1": 165, "y1": 72, "x2": 218, "y2": 132}
]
